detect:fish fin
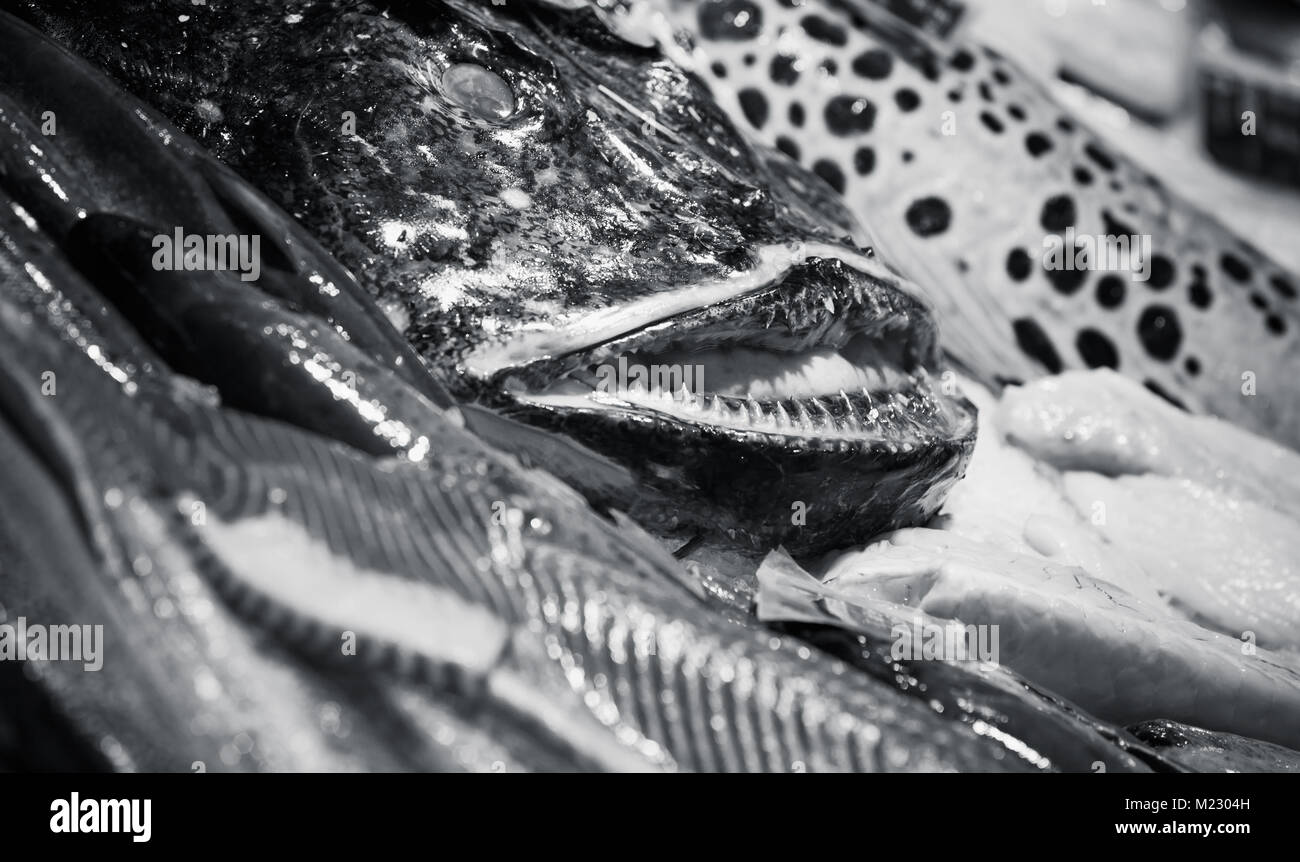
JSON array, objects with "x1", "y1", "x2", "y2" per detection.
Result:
[{"x1": 761, "y1": 541, "x2": 959, "y2": 641}]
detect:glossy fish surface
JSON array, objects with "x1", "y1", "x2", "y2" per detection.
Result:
[
  {"x1": 800, "y1": 527, "x2": 1300, "y2": 751},
  {"x1": 1129, "y1": 719, "x2": 1300, "y2": 774},
  {"x1": 756, "y1": 549, "x2": 1169, "y2": 773}
]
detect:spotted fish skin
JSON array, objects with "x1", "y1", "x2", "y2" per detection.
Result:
[{"x1": 632, "y1": 0, "x2": 1300, "y2": 450}]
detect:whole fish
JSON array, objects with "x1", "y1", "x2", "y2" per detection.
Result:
[
  {"x1": 621, "y1": 0, "x2": 1300, "y2": 450},
  {"x1": 0, "y1": 4, "x2": 1164, "y2": 771},
  {"x1": 12, "y1": 0, "x2": 978, "y2": 555}
]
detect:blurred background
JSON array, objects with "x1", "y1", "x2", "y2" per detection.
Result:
[{"x1": 953, "y1": 0, "x2": 1300, "y2": 269}]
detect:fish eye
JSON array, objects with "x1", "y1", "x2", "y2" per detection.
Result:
[{"x1": 441, "y1": 62, "x2": 516, "y2": 122}]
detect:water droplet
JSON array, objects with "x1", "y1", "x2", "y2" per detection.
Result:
[{"x1": 442, "y1": 63, "x2": 515, "y2": 122}]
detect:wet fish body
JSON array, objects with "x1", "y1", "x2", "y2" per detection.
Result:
[
  {"x1": 999, "y1": 371, "x2": 1300, "y2": 651},
  {"x1": 795, "y1": 527, "x2": 1300, "y2": 750}
]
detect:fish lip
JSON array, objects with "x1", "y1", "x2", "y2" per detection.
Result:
[{"x1": 460, "y1": 248, "x2": 971, "y2": 451}]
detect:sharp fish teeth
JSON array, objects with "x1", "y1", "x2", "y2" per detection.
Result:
[
  {"x1": 840, "y1": 389, "x2": 859, "y2": 426},
  {"x1": 810, "y1": 397, "x2": 837, "y2": 431},
  {"x1": 774, "y1": 402, "x2": 791, "y2": 430},
  {"x1": 795, "y1": 401, "x2": 814, "y2": 430}
]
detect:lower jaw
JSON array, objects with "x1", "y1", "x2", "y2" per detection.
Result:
[{"x1": 497, "y1": 386, "x2": 978, "y2": 556}]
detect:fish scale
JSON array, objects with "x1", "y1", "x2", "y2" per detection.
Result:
[{"x1": 634, "y1": 0, "x2": 1300, "y2": 450}]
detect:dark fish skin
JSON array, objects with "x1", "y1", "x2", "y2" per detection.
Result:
[
  {"x1": 1130, "y1": 720, "x2": 1300, "y2": 773},
  {"x1": 15, "y1": 0, "x2": 850, "y2": 328},
  {"x1": 9, "y1": 0, "x2": 977, "y2": 556},
  {"x1": 778, "y1": 624, "x2": 1172, "y2": 773},
  {"x1": 0, "y1": 5, "x2": 501, "y2": 463},
  {"x1": 0, "y1": 175, "x2": 583, "y2": 772},
  {"x1": 0, "y1": 14, "x2": 447, "y2": 413},
  {"x1": 0, "y1": 400, "x2": 548, "y2": 773},
  {"x1": 64, "y1": 212, "x2": 451, "y2": 460}
]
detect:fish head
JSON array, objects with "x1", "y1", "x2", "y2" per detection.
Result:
[{"x1": 335, "y1": 0, "x2": 979, "y2": 552}]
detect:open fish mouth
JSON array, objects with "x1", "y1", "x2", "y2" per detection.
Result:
[
  {"x1": 463, "y1": 249, "x2": 977, "y2": 552},
  {"x1": 482, "y1": 256, "x2": 961, "y2": 448}
]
